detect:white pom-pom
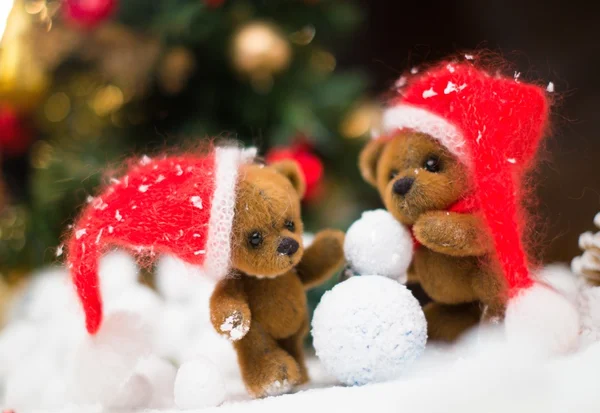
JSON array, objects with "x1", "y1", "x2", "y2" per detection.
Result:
[
  {"x1": 505, "y1": 283, "x2": 580, "y2": 356},
  {"x1": 312, "y1": 275, "x2": 427, "y2": 386},
  {"x1": 174, "y1": 358, "x2": 226, "y2": 409},
  {"x1": 67, "y1": 312, "x2": 152, "y2": 405},
  {"x1": 344, "y1": 209, "x2": 413, "y2": 281}
]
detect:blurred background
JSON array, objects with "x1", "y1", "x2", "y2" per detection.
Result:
[{"x1": 0, "y1": 0, "x2": 598, "y2": 305}]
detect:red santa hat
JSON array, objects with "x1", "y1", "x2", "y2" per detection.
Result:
[
  {"x1": 374, "y1": 60, "x2": 580, "y2": 353},
  {"x1": 68, "y1": 146, "x2": 256, "y2": 334}
]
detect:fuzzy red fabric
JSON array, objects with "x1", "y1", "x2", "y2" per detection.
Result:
[
  {"x1": 67, "y1": 154, "x2": 217, "y2": 334},
  {"x1": 384, "y1": 61, "x2": 549, "y2": 296}
]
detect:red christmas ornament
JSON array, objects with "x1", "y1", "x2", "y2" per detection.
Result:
[
  {"x1": 266, "y1": 141, "x2": 324, "y2": 201},
  {"x1": 63, "y1": 0, "x2": 118, "y2": 29},
  {"x1": 204, "y1": 0, "x2": 225, "y2": 7},
  {"x1": 0, "y1": 106, "x2": 33, "y2": 157}
]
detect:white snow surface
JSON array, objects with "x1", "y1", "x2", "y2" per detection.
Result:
[{"x1": 2, "y1": 256, "x2": 600, "y2": 412}]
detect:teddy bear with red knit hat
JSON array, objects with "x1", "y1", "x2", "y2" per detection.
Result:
[{"x1": 358, "y1": 54, "x2": 580, "y2": 353}]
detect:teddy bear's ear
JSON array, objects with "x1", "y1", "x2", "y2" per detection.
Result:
[
  {"x1": 271, "y1": 160, "x2": 307, "y2": 198},
  {"x1": 359, "y1": 139, "x2": 387, "y2": 187}
]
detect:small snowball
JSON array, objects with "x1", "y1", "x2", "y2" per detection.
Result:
[
  {"x1": 547, "y1": 82, "x2": 555, "y2": 93},
  {"x1": 66, "y1": 312, "x2": 152, "y2": 405},
  {"x1": 422, "y1": 88, "x2": 437, "y2": 99},
  {"x1": 109, "y1": 374, "x2": 152, "y2": 409},
  {"x1": 174, "y1": 358, "x2": 226, "y2": 409},
  {"x1": 344, "y1": 209, "x2": 413, "y2": 281},
  {"x1": 98, "y1": 251, "x2": 139, "y2": 300},
  {"x1": 312, "y1": 276, "x2": 427, "y2": 385},
  {"x1": 136, "y1": 356, "x2": 177, "y2": 408}
]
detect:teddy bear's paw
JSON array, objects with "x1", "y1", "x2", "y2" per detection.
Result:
[
  {"x1": 218, "y1": 310, "x2": 250, "y2": 341},
  {"x1": 247, "y1": 352, "x2": 301, "y2": 398}
]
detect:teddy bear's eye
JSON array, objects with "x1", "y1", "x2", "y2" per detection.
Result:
[
  {"x1": 248, "y1": 231, "x2": 263, "y2": 248},
  {"x1": 423, "y1": 155, "x2": 441, "y2": 173},
  {"x1": 388, "y1": 169, "x2": 399, "y2": 180},
  {"x1": 284, "y1": 220, "x2": 296, "y2": 232}
]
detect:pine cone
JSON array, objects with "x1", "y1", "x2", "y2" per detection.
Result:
[{"x1": 572, "y1": 212, "x2": 600, "y2": 285}]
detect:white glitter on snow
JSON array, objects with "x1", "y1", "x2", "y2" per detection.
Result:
[
  {"x1": 75, "y1": 229, "x2": 87, "y2": 240},
  {"x1": 190, "y1": 196, "x2": 203, "y2": 209},
  {"x1": 547, "y1": 82, "x2": 555, "y2": 92},
  {"x1": 116, "y1": 210, "x2": 123, "y2": 222},
  {"x1": 422, "y1": 88, "x2": 438, "y2": 99}
]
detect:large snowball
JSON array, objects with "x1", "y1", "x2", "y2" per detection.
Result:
[
  {"x1": 344, "y1": 209, "x2": 413, "y2": 281},
  {"x1": 312, "y1": 275, "x2": 427, "y2": 386}
]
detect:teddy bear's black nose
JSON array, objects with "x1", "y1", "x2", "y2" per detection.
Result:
[
  {"x1": 393, "y1": 177, "x2": 415, "y2": 196},
  {"x1": 277, "y1": 237, "x2": 299, "y2": 256}
]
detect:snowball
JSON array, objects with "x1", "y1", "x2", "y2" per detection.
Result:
[
  {"x1": 505, "y1": 283, "x2": 580, "y2": 357},
  {"x1": 98, "y1": 250, "x2": 139, "y2": 301},
  {"x1": 344, "y1": 209, "x2": 413, "y2": 281},
  {"x1": 155, "y1": 255, "x2": 215, "y2": 303},
  {"x1": 109, "y1": 374, "x2": 151, "y2": 409},
  {"x1": 66, "y1": 312, "x2": 152, "y2": 405},
  {"x1": 174, "y1": 358, "x2": 226, "y2": 409},
  {"x1": 135, "y1": 356, "x2": 177, "y2": 408},
  {"x1": 312, "y1": 276, "x2": 427, "y2": 385}
]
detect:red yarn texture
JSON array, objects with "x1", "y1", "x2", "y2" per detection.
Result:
[
  {"x1": 394, "y1": 62, "x2": 549, "y2": 295},
  {"x1": 67, "y1": 154, "x2": 217, "y2": 334}
]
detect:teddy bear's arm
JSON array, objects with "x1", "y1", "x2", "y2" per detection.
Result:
[
  {"x1": 210, "y1": 275, "x2": 251, "y2": 341},
  {"x1": 412, "y1": 211, "x2": 492, "y2": 257},
  {"x1": 296, "y1": 229, "x2": 346, "y2": 289}
]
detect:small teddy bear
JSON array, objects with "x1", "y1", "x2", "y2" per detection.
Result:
[
  {"x1": 209, "y1": 161, "x2": 344, "y2": 398},
  {"x1": 66, "y1": 145, "x2": 345, "y2": 398},
  {"x1": 358, "y1": 59, "x2": 579, "y2": 349}
]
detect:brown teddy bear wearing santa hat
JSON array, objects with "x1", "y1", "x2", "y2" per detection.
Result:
[
  {"x1": 66, "y1": 145, "x2": 345, "y2": 398},
  {"x1": 360, "y1": 57, "x2": 580, "y2": 348}
]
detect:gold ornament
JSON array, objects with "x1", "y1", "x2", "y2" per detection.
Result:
[
  {"x1": 231, "y1": 21, "x2": 291, "y2": 77},
  {"x1": 340, "y1": 101, "x2": 383, "y2": 139},
  {"x1": 158, "y1": 46, "x2": 196, "y2": 95},
  {"x1": 0, "y1": 0, "x2": 49, "y2": 111}
]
